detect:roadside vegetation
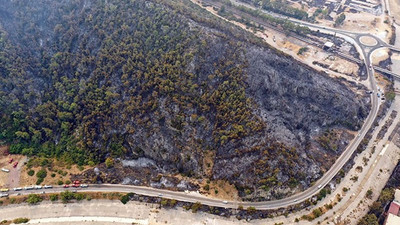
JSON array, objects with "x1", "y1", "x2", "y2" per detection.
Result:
[
  {"x1": 236, "y1": 0, "x2": 310, "y2": 21},
  {"x1": 214, "y1": 0, "x2": 311, "y2": 35}
]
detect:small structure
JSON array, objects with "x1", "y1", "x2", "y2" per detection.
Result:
[
  {"x1": 323, "y1": 41, "x2": 334, "y2": 50},
  {"x1": 394, "y1": 189, "x2": 400, "y2": 202},
  {"x1": 385, "y1": 189, "x2": 400, "y2": 225},
  {"x1": 386, "y1": 213, "x2": 400, "y2": 225}
]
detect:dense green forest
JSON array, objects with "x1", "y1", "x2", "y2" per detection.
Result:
[{"x1": 0, "y1": 0, "x2": 368, "y2": 198}]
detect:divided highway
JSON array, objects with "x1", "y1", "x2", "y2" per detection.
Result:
[{"x1": 1, "y1": 0, "x2": 392, "y2": 211}]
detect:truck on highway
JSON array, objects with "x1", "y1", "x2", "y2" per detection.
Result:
[
  {"x1": 34, "y1": 185, "x2": 42, "y2": 189},
  {"x1": 13, "y1": 187, "x2": 22, "y2": 191},
  {"x1": 1, "y1": 168, "x2": 10, "y2": 173},
  {"x1": 0, "y1": 193, "x2": 9, "y2": 198},
  {"x1": 24, "y1": 186, "x2": 34, "y2": 190},
  {"x1": 44, "y1": 185, "x2": 53, "y2": 189},
  {"x1": 0, "y1": 188, "x2": 9, "y2": 192},
  {"x1": 72, "y1": 180, "x2": 80, "y2": 188}
]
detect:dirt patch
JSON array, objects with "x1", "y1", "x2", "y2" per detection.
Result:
[
  {"x1": 200, "y1": 179, "x2": 239, "y2": 200},
  {"x1": 359, "y1": 36, "x2": 378, "y2": 46},
  {"x1": 389, "y1": 0, "x2": 400, "y2": 22},
  {"x1": 202, "y1": 150, "x2": 215, "y2": 177},
  {"x1": 0, "y1": 146, "x2": 26, "y2": 189},
  {"x1": 19, "y1": 159, "x2": 92, "y2": 187},
  {"x1": 371, "y1": 48, "x2": 390, "y2": 65}
]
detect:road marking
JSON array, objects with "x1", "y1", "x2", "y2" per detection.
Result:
[
  {"x1": 26, "y1": 217, "x2": 148, "y2": 224},
  {"x1": 379, "y1": 144, "x2": 389, "y2": 156}
]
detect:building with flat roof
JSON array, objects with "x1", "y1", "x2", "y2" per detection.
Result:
[
  {"x1": 384, "y1": 190, "x2": 400, "y2": 225},
  {"x1": 386, "y1": 213, "x2": 400, "y2": 225}
]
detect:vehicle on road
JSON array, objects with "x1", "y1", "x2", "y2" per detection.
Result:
[
  {"x1": 293, "y1": 199, "x2": 298, "y2": 202},
  {"x1": 63, "y1": 184, "x2": 70, "y2": 188},
  {"x1": 317, "y1": 184, "x2": 322, "y2": 189},
  {"x1": 24, "y1": 186, "x2": 34, "y2": 190},
  {"x1": 44, "y1": 185, "x2": 53, "y2": 189},
  {"x1": 72, "y1": 180, "x2": 80, "y2": 188},
  {"x1": 13, "y1": 162, "x2": 18, "y2": 168},
  {"x1": 34, "y1": 185, "x2": 42, "y2": 189},
  {"x1": 80, "y1": 184, "x2": 88, "y2": 188},
  {"x1": 0, "y1": 188, "x2": 9, "y2": 192},
  {"x1": 1, "y1": 168, "x2": 10, "y2": 173},
  {"x1": 0, "y1": 194, "x2": 9, "y2": 198},
  {"x1": 158, "y1": 194, "x2": 163, "y2": 197},
  {"x1": 222, "y1": 200, "x2": 228, "y2": 204},
  {"x1": 13, "y1": 187, "x2": 22, "y2": 191},
  {"x1": 72, "y1": 190, "x2": 77, "y2": 193},
  {"x1": 8, "y1": 158, "x2": 13, "y2": 164}
]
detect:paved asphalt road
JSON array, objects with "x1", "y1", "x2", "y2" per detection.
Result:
[{"x1": 0, "y1": 0, "x2": 389, "y2": 211}]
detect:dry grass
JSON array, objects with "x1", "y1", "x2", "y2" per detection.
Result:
[
  {"x1": 0, "y1": 146, "x2": 26, "y2": 189},
  {"x1": 20, "y1": 159, "x2": 93, "y2": 186},
  {"x1": 389, "y1": 0, "x2": 400, "y2": 22},
  {"x1": 200, "y1": 179, "x2": 239, "y2": 200},
  {"x1": 202, "y1": 150, "x2": 215, "y2": 177}
]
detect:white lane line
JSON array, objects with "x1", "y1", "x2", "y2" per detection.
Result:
[
  {"x1": 379, "y1": 144, "x2": 389, "y2": 156},
  {"x1": 24, "y1": 217, "x2": 148, "y2": 224}
]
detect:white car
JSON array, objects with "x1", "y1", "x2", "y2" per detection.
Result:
[
  {"x1": 317, "y1": 185, "x2": 322, "y2": 189},
  {"x1": 34, "y1": 185, "x2": 42, "y2": 189},
  {"x1": 13, "y1": 187, "x2": 22, "y2": 191},
  {"x1": 44, "y1": 185, "x2": 53, "y2": 189},
  {"x1": 222, "y1": 200, "x2": 228, "y2": 204}
]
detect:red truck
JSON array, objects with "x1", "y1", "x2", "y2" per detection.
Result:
[{"x1": 72, "y1": 180, "x2": 80, "y2": 188}]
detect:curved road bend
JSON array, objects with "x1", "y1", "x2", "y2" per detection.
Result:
[{"x1": 2, "y1": 1, "x2": 381, "y2": 211}]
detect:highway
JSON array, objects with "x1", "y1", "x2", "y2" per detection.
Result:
[{"x1": 0, "y1": 0, "x2": 394, "y2": 211}]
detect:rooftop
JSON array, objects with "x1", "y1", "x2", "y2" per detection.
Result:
[
  {"x1": 386, "y1": 213, "x2": 400, "y2": 225},
  {"x1": 388, "y1": 201, "x2": 400, "y2": 216}
]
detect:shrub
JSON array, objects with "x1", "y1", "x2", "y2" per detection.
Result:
[
  {"x1": 50, "y1": 194, "x2": 58, "y2": 201},
  {"x1": 120, "y1": 194, "x2": 129, "y2": 204},
  {"x1": 13, "y1": 218, "x2": 29, "y2": 224},
  {"x1": 105, "y1": 157, "x2": 114, "y2": 168},
  {"x1": 36, "y1": 177, "x2": 44, "y2": 185},
  {"x1": 366, "y1": 189, "x2": 373, "y2": 199},
  {"x1": 26, "y1": 194, "x2": 42, "y2": 205},
  {"x1": 27, "y1": 170, "x2": 35, "y2": 176},
  {"x1": 36, "y1": 169, "x2": 47, "y2": 179},
  {"x1": 312, "y1": 208, "x2": 322, "y2": 218},
  {"x1": 247, "y1": 206, "x2": 256, "y2": 214},
  {"x1": 191, "y1": 202, "x2": 202, "y2": 213}
]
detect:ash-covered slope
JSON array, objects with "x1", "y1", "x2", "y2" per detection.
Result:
[{"x1": 0, "y1": 0, "x2": 369, "y2": 199}]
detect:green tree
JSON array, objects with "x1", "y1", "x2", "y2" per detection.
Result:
[
  {"x1": 26, "y1": 194, "x2": 42, "y2": 205},
  {"x1": 105, "y1": 157, "x2": 114, "y2": 168},
  {"x1": 50, "y1": 194, "x2": 58, "y2": 201},
  {"x1": 358, "y1": 214, "x2": 378, "y2": 225}
]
